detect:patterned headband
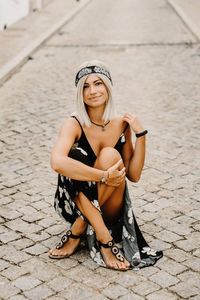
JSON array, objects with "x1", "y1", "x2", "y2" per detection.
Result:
[{"x1": 75, "y1": 65, "x2": 113, "y2": 86}]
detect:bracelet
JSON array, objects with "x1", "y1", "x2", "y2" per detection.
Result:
[
  {"x1": 100, "y1": 171, "x2": 109, "y2": 184},
  {"x1": 136, "y1": 130, "x2": 148, "y2": 138}
]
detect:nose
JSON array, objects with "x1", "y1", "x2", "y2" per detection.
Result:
[{"x1": 89, "y1": 84, "x2": 97, "y2": 94}]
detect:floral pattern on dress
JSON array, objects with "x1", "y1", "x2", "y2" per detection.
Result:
[
  {"x1": 141, "y1": 247, "x2": 157, "y2": 256},
  {"x1": 128, "y1": 208, "x2": 133, "y2": 224},
  {"x1": 123, "y1": 226, "x2": 135, "y2": 242}
]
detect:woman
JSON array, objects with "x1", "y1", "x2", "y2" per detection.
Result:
[{"x1": 49, "y1": 60, "x2": 163, "y2": 271}]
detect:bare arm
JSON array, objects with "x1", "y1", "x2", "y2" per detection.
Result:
[
  {"x1": 122, "y1": 114, "x2": 146, "y2": 182},
  {"x1": 50, "y1": 118, "x2": 103, "y2": 182},
  {"x1": 51, "y1": 118, "x2": 124, "y2": 185}
]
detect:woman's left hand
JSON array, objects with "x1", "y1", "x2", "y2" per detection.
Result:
[{"x1": 122, "y1": 113, "x2": 144, "y2": 134}]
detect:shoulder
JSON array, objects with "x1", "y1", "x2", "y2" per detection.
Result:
[
  {"x1": 111, "y1": 115, "x2": 128, "y2": 131},
  {"x1": 59, "y1": 116, "x2": 82, "y2": 139}
]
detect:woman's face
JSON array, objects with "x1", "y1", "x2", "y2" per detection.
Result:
[{"x1": 83, "y1": 74, "x2": 108, "y2": 108}]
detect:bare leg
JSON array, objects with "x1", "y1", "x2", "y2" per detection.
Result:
[
  {"x1": 49, "y1": 216, "x2": 87, "y2": 257},
  {"x1": 75, "y1": 147, "x2": 130, "y2": 270},
  {"x1": 50, "y1": 147, "x2": 130, "y2": 269}
]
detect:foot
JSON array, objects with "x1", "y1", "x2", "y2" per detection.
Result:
[
  {"x1": 49, "y1": 234, "x2": 81, "y2": 259},
  {"x1": 98, "y1": 239, "x2": 130, "y2": 271}
]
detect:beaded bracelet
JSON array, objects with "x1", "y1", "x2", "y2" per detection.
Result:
[{"x1": 136, "y1": 130, "x2": 148, "y2": 138}]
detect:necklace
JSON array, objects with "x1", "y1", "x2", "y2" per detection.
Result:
[{"x1": 91, "y1": 120, "x2": 110, "y2": 131}]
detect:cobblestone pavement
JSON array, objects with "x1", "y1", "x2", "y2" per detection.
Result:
[{"x1": 0, "y1": 0, "x2": 200, "y2": 299}]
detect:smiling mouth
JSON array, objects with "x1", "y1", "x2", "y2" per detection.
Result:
[{"x1": 90, "y1": 96, "x2": 100, "y2": 100}]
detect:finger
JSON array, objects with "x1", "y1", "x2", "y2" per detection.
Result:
[
  {"x1": 120, "y1": 167, "x2": 126, "y2": 173},
  {"x1": 112, "y1": 159, "x2": 123, "y2": 170}
]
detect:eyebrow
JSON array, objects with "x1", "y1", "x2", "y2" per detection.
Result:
[{"x1": 84, "y1": 79, "x2": 102, "y2": 85}]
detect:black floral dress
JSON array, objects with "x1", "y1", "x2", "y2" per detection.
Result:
[{"x1": 54, "y1": 116, "x2": 163, "y2": 269}]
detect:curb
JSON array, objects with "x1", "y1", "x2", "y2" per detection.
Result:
[
  {"x1": 168, "y1": 0, "x2": 200, "y2": 42},
  {"x1": 0, "y1": 0, "x2": 92, "y2": 86}
]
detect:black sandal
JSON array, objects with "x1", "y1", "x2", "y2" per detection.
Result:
[
  {"x1": 97, "y1": 239, "x2": 126, "y2": 266},
  {"x1": 49, "y1": 230, "x2": 84, "y2": 259}
]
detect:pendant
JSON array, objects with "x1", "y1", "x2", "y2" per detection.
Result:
[{"x1": 102, "y1": 125, "x2": 105, "y2": 131}]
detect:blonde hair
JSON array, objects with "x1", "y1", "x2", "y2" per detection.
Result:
[{"x1": 74, "y1": 60, "x2": 116, "y2": 127}]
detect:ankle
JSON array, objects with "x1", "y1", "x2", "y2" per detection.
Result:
[
  {"x1": 97, "y1": 232, "x2": 112, "y2": 244},
  {"x1": 71, "y1": 219, "x2": 87, "y2": 236}
]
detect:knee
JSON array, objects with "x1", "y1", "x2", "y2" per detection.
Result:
[{"x1": 95, "y1": 147, "x2": 122, "y2": 169}]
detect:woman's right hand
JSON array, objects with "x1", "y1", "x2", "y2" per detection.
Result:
[{"x1": 106, "y1": 159, "x2": 126, "y2": 187}]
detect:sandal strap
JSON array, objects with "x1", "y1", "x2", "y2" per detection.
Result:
[
  {"x1": 98, "y1": 239, "x2": 114, "y2": 248},
  {"x1": 97, "y1": 239, "x2": 124, "y2": 263},
  {"x1": 56, "y1": 230, "x2": 84, "y2": 249}
]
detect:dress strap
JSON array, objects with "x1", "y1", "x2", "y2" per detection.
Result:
[
  {"x1": 71, "y1": 115, "x2": 83, "y2": 132},
  {"x1": 123, "y1": 123, "x2": 129, "y2": 133}
]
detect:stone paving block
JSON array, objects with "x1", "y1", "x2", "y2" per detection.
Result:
[
  {"x1": 47, "y1": 276, "x2": 72, "y2": 292},
  {"x1": 0, "y1": 207, "x2": 22, "y2": 220},
  {"x1": 0, "y1": 258, "x2": 11, "y2": 271},
  {"x1": 82, "y1": 273, "x2": 110, "y2": 289},
  {"x1": 54, "y1": 258, "x2": 79, "y2": 271},
  {"x1": 146, "y1": 289, "x2": 178, "y2": 300},
  {"x1": 154, "y1": 216, "x2": 192, "y2": 235},
  {"x1": 10, "y1": 237, "x2": 34, "y2": 250},
  {"x1": 174, "y1": 214, "x2": 195, "y2": 225},
  {"x1": 17, "y1": 205, "x2": 38, "y2": 216},
  {"x1": 157, "y1": 257, "x2": 187, "y2": 275},
  {"x1": 0, "y1": 283, "x2": 20, "y2": 299},
  {"x1": 24, "y1": 243, "x2": 49, "y2": 255},
  {"x1": 5, "y1": 219, "x2": 43, "y2": 234},
  {"x1": 115, "y1": 272, "x2": 146, "y2": 288},
  {"x1": 174, "y1": 238, "x2": 199, "y2": 252},
  {"x1": 38, "y1": 217, "x2": 58, "y2": 228},
  {"x1": 1, "y1": 265, "x2": 29, "y2": 280},
  {"x1": 118, "y1": 293, "x2": 143, "y2": 300},
  {"x1": 20, "y1": 258, "x2": 60, "y2": 281},
  {"x1": 60, "y1": 282, "x2": 94, "y2": 300},
  {"x1": 0, "y1": 187, "x2": 18, "y2": 196},
  {"x1": 188, "y1": 209, "x2": 200, "y2": 220},
  {"x1": 164, "y1": 248, "x2": 192, "y2": 262},
  {"x1": 137, "y1": 266, "x2": 159, "y2": 277},
  {"x1": 45, "y1": 224, "x2": 66, "y2": 235},
  {"x1": 141, "y1": 222, "x2": 162, "y2": 235},
  {"x1": 62, "y1": 265, "x2": 94, "y2": 282},
  {"x1": 178, "y1": 271, "x2": 200, "y2": 288},
  {"x1": 154, "y1": 229, "x2": 182, "y2": 243},
  {"x1": 3, "y1": 248, "x2": 32, "y2": 264},
  {"x1": 0, "y1": 196, "x2": 13, "y2": 205},
  {"x1": 12, "y1": 275, "x2": 42, "y2": 291},
  {"x1": 0, "y1": 225, "x2": 9, "y2": 234},
  {"x1": 102, "y1": 283, "x2": 129, "y2": 299},
  {"x1": 169, "y1": 282, "x2": 200, "y2": 299},
  {"x1": 24, "y1": 283, "x2": 55, "y2": 300},
  {"x1": 190, "y1": 296, "x2": 200, "y2": 300},
  {"x1": 9, "y1": 295, "x2": 28, "y2": 300},
  {"x1": 82, "y1": 258, "x2": 100, "y2": 270},
  {"x1": 0, "y1": 275, "x2": 9, "y2": 286},
  {"x1": 182, "y1": 257, "x2": 200, "y2": 272},
  {"x1": 41, "y1": 236, "x2": 59, "y2": 249},
  {"x1": 31, "y1": 201, "x2": 50, "y2": 210},
  {"x1": 149, "y1": 238, "x2": 171, "y2": 251},
  {"x1": 87, "y1": 295, "x2": 110, "y2": 300},
  {"x1": 0, "y1": 216, "x2": 5, "y2": 223},
  {"x1": 0, "y1": 230, "x2": 21, "y2": 243},
  {"x1": 193, "y1": 248, "x2": 200, "y2": 257},
  {"x1": 26, "y1": 231, "x2": 50, "y2": 242},
  {"x1": 150, "y1": 270, "x2": 179, "y2": 288},
  {"x1": 46, "y1": 296, "x2": 66, "y2": 300},
  {"x1": 131, "y1": 280, "x2": 160, "y2": 296}
]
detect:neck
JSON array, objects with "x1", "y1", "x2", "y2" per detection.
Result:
[{"x1": 87, "y1": 106, "x2": 105, "y2": 123}]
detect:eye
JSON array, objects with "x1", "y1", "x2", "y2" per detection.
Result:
[
  {"x1": 83, "y1": 85, "x2": 89, "y2": 89},
  {"x1": 96, "y1": 81, "x2": 102, "y2": 86}
]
